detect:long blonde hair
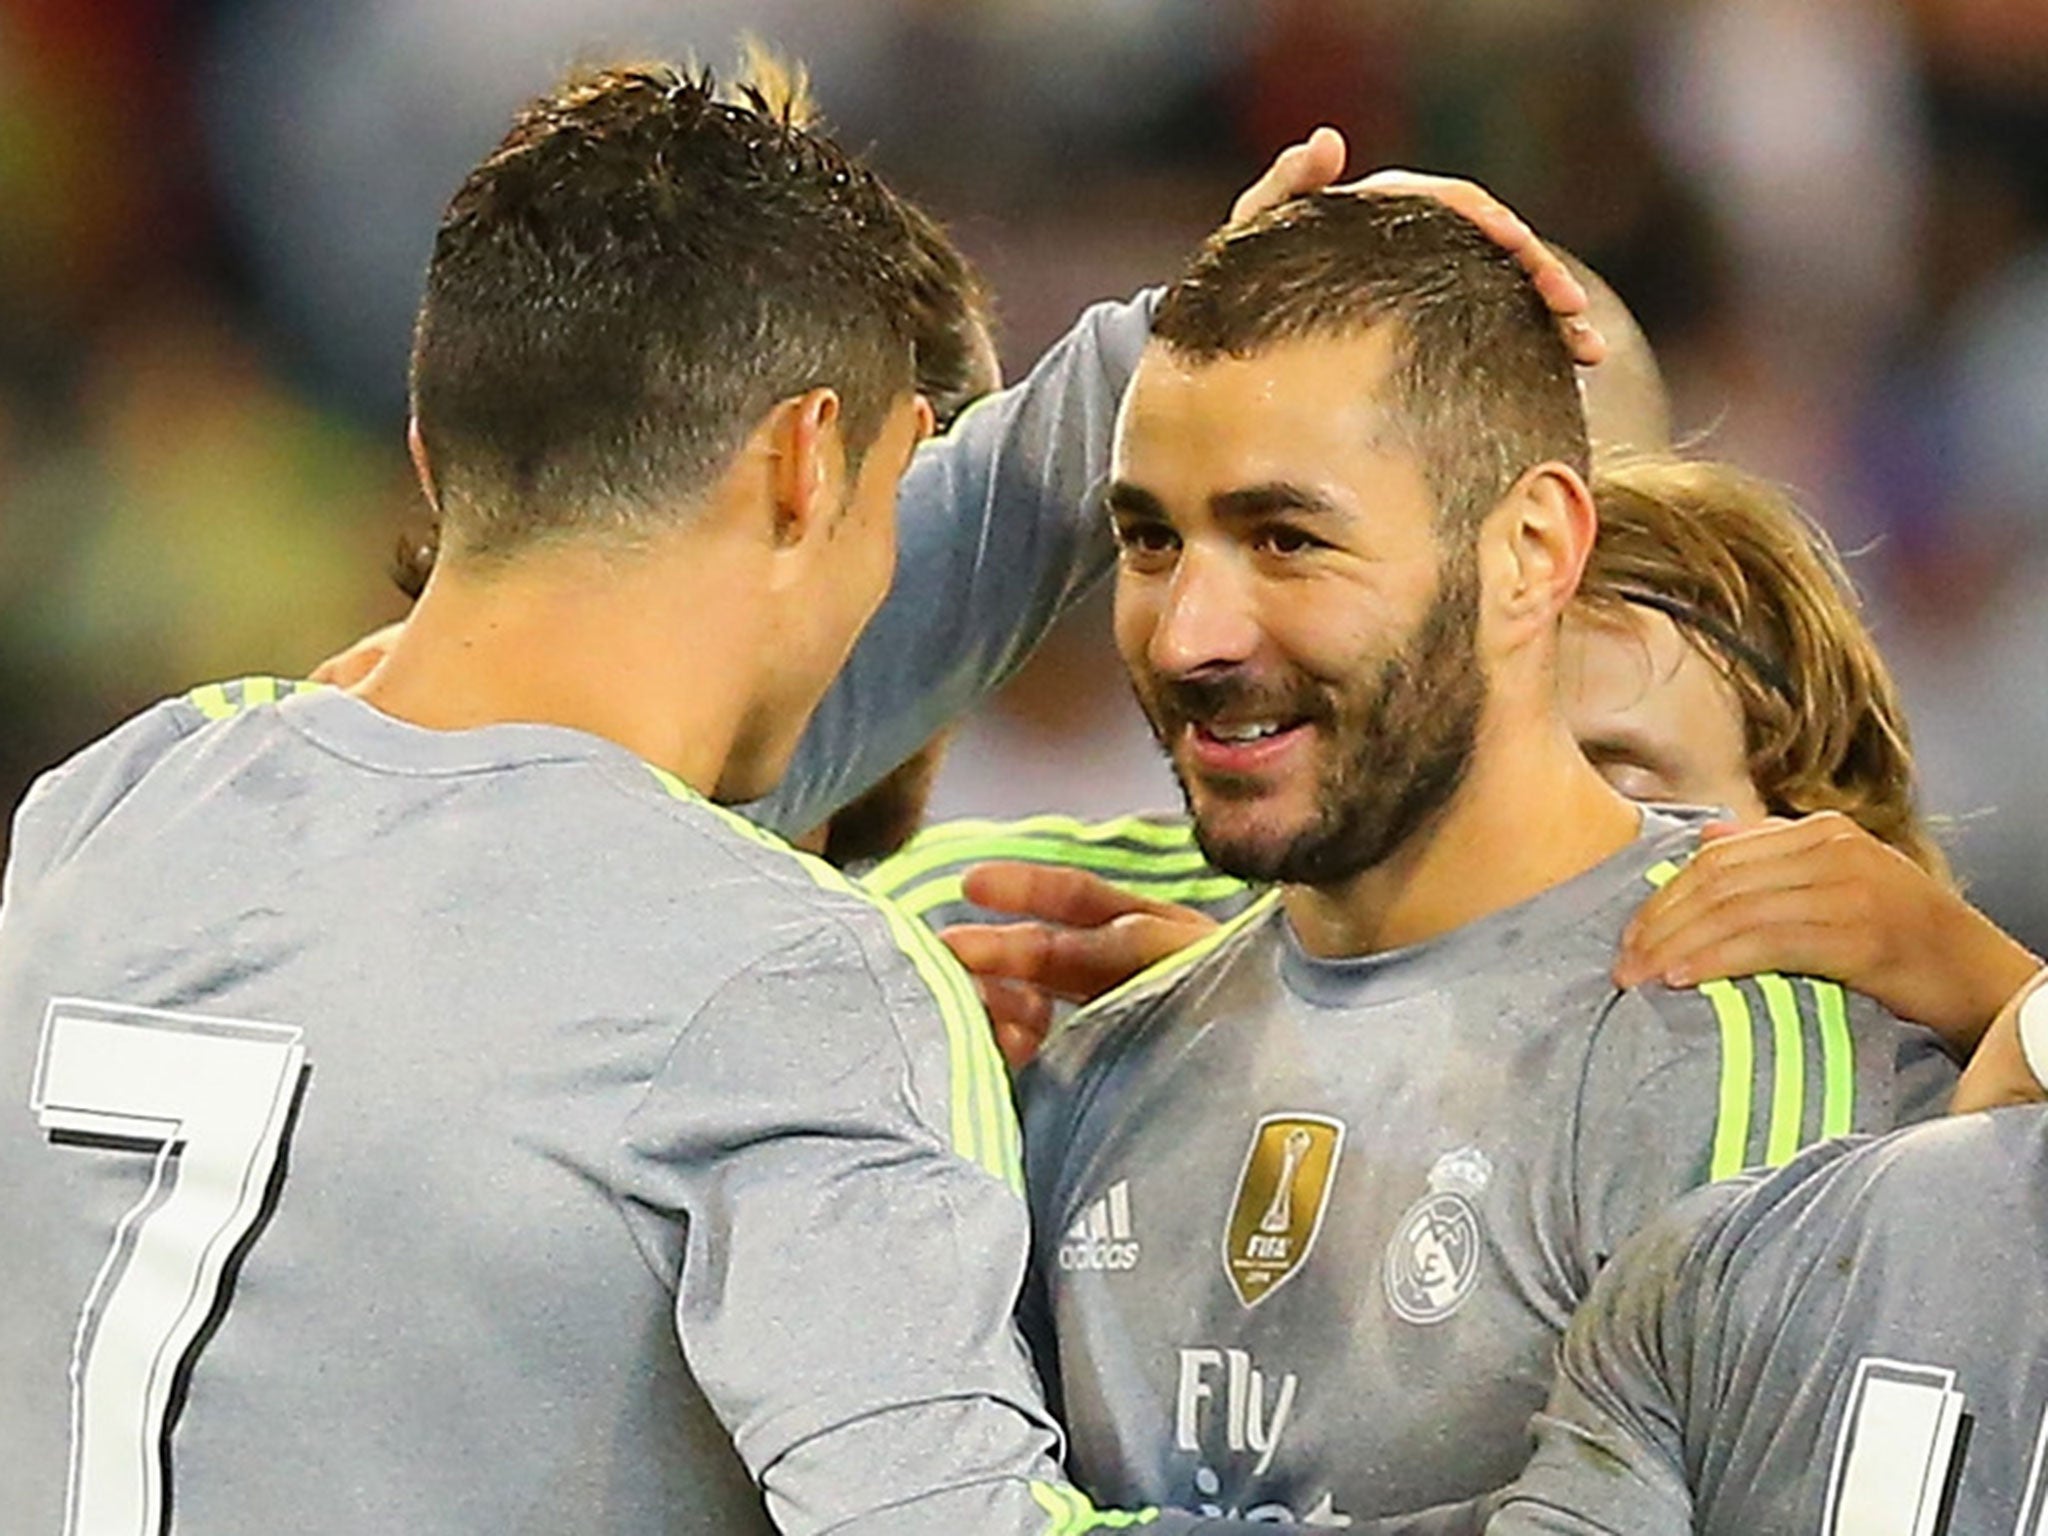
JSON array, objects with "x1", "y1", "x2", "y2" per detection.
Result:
[{"x1": 1580, "y1": 453, "x2": 1949, "y2": 881}]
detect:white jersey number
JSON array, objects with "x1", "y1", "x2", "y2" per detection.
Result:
[
  {"x1": 30, "y1": 999, "x2": 307, "y2": 1536},
  {"x1": 1827, "y1": 1357, "x2": 2048, "y2": 1536}
]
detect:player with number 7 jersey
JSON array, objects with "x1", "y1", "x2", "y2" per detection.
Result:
[
  {"x1": 4, "y1": 676, "x2": 1320, "y2": 1536},
  {"x1": 0, "y1": 679, "x2": 1068, "y2": 1536}
]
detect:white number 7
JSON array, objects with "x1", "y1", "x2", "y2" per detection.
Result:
[{"x1": 31, "y1": 998, "x2": 307, "y2": 1536}]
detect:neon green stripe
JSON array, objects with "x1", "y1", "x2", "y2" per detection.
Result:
[
  {"x1": 188, "y1": 682, "x2": 235, "y2": 720},
  {"x1": 646, "y1": 765, "x2": 1020, "y2": 1191},
  {"x1": 1030, "y1": 1483, "x2": 1075, "y2": 1536},
  {"x1": 1812, "y1": 979, "x2": 1855, "y2": 1137},
  {"x1": 188, "y1": 676, "x2": 313, "y2": 720},
  {"x1": 1644, "y1": 859, "x2": 1682, "y2": 890},
  {"x1": 1701, "y1": 978, "x2": 1755, "y2": 1180},
  {"x1": 894, "y1": 875, "x2": 969, "y2": 921},
  {"x1": 1029, "y1": 1482, "x2": 1160, "y2": 1534},
  {"x1": 905, "y1": 813, "x2": 1200, "y2": 853},
  {"x1": 866, "y1": 833, "x2": 1214, "y2": 899},
  {"x1": 1125, "y1": 874, "x2": 1249, "y2": 905},
  {"x1": 1756, "y1": 973, "x2": 1806, "y2": 1167}
]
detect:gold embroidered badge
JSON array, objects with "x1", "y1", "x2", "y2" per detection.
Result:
[{"x1": 1222, "y1": 1114, "x2": 1346, "y2": 1308}]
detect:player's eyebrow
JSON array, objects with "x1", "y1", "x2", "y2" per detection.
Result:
[
  {"x1": 1104, "y1": 480, "x2": 1170, "y2": 522},
  {"x1": 1103, "y1": 480, "x2": 1346, "y2": 524},
  {"x1": 1209, "y1": 482, "x2": 1344, "y2": 523}
]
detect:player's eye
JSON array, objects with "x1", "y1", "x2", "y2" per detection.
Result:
[
  {"x1": 1112, "y1": 518, "x2": 1180, "y2": 562},
  {"x1": 1254, "y1": 524, "x2": 1324, "y2": 557},
  {"x1": 1582, "y1": 750, "x2": 1674, "y2": 805}
]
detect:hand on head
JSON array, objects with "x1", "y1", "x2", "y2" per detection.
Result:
[{"x1": 1226, "y1": 127, "x2": 1604, "y2": 365}]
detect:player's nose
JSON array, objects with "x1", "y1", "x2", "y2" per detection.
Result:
[{"x1": 1148, "y1": 545, "x2": 1263, "y2": 677}]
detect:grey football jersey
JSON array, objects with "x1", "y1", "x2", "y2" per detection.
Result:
[
  {"x1": 1492, "y1": 1111, "x2": 2048, "y2": 1536},
  {"x1": 0, "y1": 679, "x2": 1189, "y2": 1536},
  {"x1": 751, "y1": 292, "x2": 1153, "y2": 841},
  {"x1": 1020, "y1": 809, "x2": 1959, "y2": 1531},
  {"x1": 863, "y1": 812, "x2": 1257, "y2": 932}
]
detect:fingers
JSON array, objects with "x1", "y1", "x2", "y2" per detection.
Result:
[
  {"x1": 1621, "y1": 818, "x2": 1858, "y2": 964},
  {"x1": 1694, "y1": 815, "x2": 1795, "y2": 845},
  {"x1": 1336, "y1": 169, "x2": 1603, "y2": 365},
  {"x1": 1228, "y1": 126, "x2": 1349, "y2": 228},
  {"x1": 973, "y1": 974, "x2": 1056, "y2": 1071},
  {"x1": 1619, "y1": 900, "x2": 1856, "y2": 991},
  {"x1": 962, "y1": 861, "x2": 1182, "y2": 929},
  {"x1": 943, "y1": 920, "x2": 1067, "y2": 989},
  {"x1": 942, "y1": 903, "x2": 1218, "y2": 1004},
  {"x1": 308, "y1": 621, "x2": 406, "y2": 688},
  {"x1": 942, "y1": 919, "x2": 1119, "y2": 1002},
  {"x1": 1228, "y1": 149, "x2": 1607, "y2": 364},
  {"x1": 1616, "y1": 819, "x2": 1877, "y2": 989}
]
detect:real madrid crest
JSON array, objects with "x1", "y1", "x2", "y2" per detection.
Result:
[
  {"x1": 1384, "y1": 1146, "x2": 1492, "y2": 1325},
  {"x1": 1221, "y1": 1113, "x2": 1346, "y2": 1308}
]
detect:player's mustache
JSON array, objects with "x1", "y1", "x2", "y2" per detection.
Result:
[{"x1": 1148, "y1": 668, "x2": 1332, "y2": 731}]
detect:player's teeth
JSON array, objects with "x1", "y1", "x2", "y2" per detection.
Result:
[{"x1": 1211, "y1": 722, "x2": 1281, "y2": 743}]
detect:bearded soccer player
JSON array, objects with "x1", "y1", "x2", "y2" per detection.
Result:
[{"x1": 1017, "y1": 193, "x2": 1959, "y2": 1531}]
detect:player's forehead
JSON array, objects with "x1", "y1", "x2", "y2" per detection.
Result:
[
  {"x1": 1562, "y1": 607, "x2": 1743, "y2": 759},
  {"x1": 1111, "y1": 330, "x2": 1431, "y2": 527}
]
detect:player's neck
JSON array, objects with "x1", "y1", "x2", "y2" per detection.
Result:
[
  {"x1": 354, "y1": 530, "x2": 770, "y2": 795},
  {"x1": 1283, "y1": 715, "x2": 1640, "y2": 960}
]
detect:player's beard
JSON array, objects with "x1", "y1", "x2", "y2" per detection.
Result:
[{"x1": 1134, "y1": 547, "x2": 1485, "y2": 888}]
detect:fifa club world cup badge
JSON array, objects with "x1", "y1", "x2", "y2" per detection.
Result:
[
  {"x1": 1384, "y1": 1146, "x2": 1493, "y2": 1325},
  {"x1": 1222, "y1": 1113, "x2": 1346, "y2": 1308}
]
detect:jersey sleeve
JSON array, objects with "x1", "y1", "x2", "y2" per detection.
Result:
[
  {"x1": 746, "y1": 292, "x2": 1157, "y2": 840},
  {"x1": 1568, "y1": 975, "x2": 1955, "y2": 1280},
  {"x1": 622, "y1": 917, "x2": 1060, "y2": 1536},
  {"x1": 1486, "y1": 1185, "x2": 1745, "y2": 1536}
]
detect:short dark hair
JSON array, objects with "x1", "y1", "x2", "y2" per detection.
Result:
[
  {"x1": 1153, "y1": 192, "x2": 1588, "y2": 530},
  {"x1": 410, "y1": 63, "x2": 928, "y2": 560},
  {"x1": 900, "y1": 200, "x2": 998, "y2": 432}
]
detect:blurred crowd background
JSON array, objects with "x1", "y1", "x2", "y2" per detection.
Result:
[{"x1": 2, "y1": 0, "x2": 2046, "y2": 947}]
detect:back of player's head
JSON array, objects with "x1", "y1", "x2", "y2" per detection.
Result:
[
  {"x1": 733, "y1": 42, "x2": 997, "y2": 431},
  {"x1": 409, "y1": 62, "x2": 929, "y2": 561},
  {"x1": 1581, "y1": 454, "x2": 1948, "y2": 880},
  {"x1": 1559, "y1": 251, "x2": 1672, "y2": 454},
  {"x1": 1152, "y1": 192, "x2": 1589, "y2": 532}
]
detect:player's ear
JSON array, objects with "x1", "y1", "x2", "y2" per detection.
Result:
[
  {"x1": 764, "y1": 387, "x2": 848, "y2": 553},
  {"x1": 407, "y1": 417, "x2": 440, "y2": 513},
  {"x1": 1479, "y1": 462, "x2": 1596, "y2": 645}
]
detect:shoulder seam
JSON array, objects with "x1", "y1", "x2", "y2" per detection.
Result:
[{"x1": 1076, "y1": 889, "x2": 1282, "y2": 1021}]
